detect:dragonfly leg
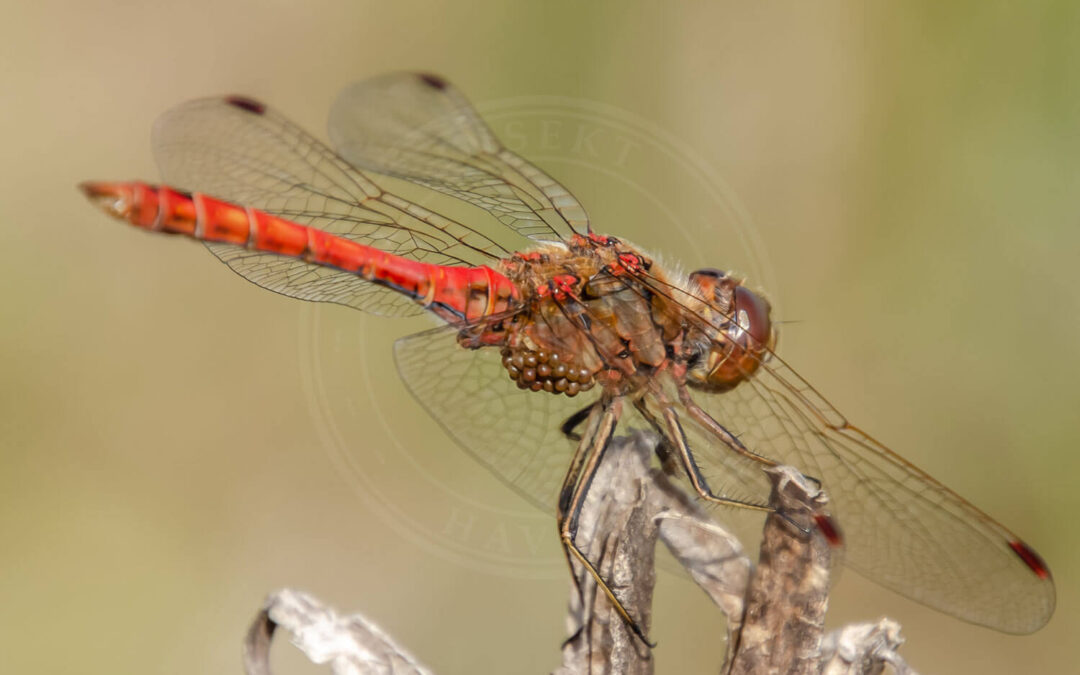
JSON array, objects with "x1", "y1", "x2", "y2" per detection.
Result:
[
  {"x1": 658, "y1": 402, "x2": 772, "y2": 512},
  {"x1": 557, "y1": 402, "x2": 604, "y2": 522},
  {"x1": 678, "y1": 382, "x2": 827, "y2": 490},
  {"x1": 555, "y1": 400, "x2": 603, "y2": 644},
  {"x1": 677, "y1": 381, "x2": 778, "y2": 467},
  {"x1": 559, "y1": 402, "x2": 600, "y2": 442},
  {"x1": 556, "y1": 398, "x2": 653, "y2": 646},
  {"x1": 562, "y1": 398, "x2": 622, "y2": 540},
  {"x1": 630, "y1": 397, "x2": 680, "y2": 475}
]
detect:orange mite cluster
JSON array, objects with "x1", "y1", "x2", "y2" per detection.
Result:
[{"x1": 501, "y1": 347, "x2": 596, "y2": 396}]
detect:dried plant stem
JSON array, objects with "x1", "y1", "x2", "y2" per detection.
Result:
[{"x1": 242, "y1": 432, "x2": 917, "y2": 675}]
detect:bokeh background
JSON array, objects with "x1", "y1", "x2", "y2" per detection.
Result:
[{"x1": 2, "y1": 2, "x2": 1077, "y2": 673}]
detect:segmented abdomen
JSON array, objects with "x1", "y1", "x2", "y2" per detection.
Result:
[{"x1": 80, "y1": 181, "x2": 519, "y2": 323}]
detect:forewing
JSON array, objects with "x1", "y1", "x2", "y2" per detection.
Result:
[
  {"x1": 153, "y1": 95, "x2": 516, "y2": 316},
  {"x1": 328, "y1": 72, "x2": 589, "y2": 242},
  {"x1": 623, "y1": 265, "x2": 1054, "y2": 632},
  {"x1": 688, "y1": 352, "x2": 1055, "y2": 634},
  {"x1": 394, "y1": 324, "x2": 601, "y2": 511}
]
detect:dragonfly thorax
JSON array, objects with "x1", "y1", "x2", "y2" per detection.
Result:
[{"x1": 491, "y1": 235, "x2": 686, "y2": 397}]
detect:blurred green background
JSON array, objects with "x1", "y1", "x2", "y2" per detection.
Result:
[{"x1": 1, "y1": 1, "x2": 1077, "y2": 673}]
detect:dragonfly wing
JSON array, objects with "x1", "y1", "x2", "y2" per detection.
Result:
[
  {"x1": 328, "y1": 72, "x2": 589, "y2": 242},
  {"x1": 201, "y1": 242, "x2": 421, "y2": 317},
  {"x1": 394, "y1": 323, "x2": 601, "y2": 511},
  {"x1": 687, "y1": 352, "x2": 1055, "y2": 634},
  {"x1": 153, "y1": 95, "x2": 517, "y2": 316}
]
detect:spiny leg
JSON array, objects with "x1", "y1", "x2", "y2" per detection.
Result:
[
  {"x1": 563, "y1": 398, "x2": 621, "y2": 540},
  {"x1": 658, "y1": 402, "x2": 772, "y2": 513},
  {"x1": 677, "y1": 380, "x2": 825, "y2": 493},
  {"x1": 560, "y1": 401, "x2": 599, "y2": 442},
  {"x1": 676, "y1": 380, "x2": 778, "y2": 467},
  {"x1": 556, "y1": 398, "x2": 605, "y2": 642},
  {"x1": 557, "y1": 401, "x2": 604, "y2": 524},
  {"x1": 557, "y1": 397, "x2": 654, "y2": 646},
  {"x1": 631, "y1": 396, "x2": 680, "y2": 476}
]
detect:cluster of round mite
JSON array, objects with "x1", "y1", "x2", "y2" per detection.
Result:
[{"x1": 501, "y1": 348, "x2": 596, "y2": 396}]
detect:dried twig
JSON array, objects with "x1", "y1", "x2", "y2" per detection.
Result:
[
  {"x1": 820, "y1": 619, "x2": 916, "y2": 675},
  {"x1": 728, "y1": 467, "x2": 834, "y2": 675},
  {"x1": 556, "y1": 431, "x2": 750, "y2": 675},
  {"x1": 243, "y1": 589, "x2": 432, "y2": 675},
  {"x1": 242, "y1": 432, "x2": 918, "y2": 675}
]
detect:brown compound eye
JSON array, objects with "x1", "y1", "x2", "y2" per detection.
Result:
[{"x1": 732, "y1": 285, "x2": 772, "y2": 346}]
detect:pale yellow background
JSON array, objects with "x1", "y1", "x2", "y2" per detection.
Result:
[{"x1": 2, "y1": 2, "x2": 1077, "y2": 674}]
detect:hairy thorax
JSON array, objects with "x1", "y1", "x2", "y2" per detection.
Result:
[
  {"x1": 465, "y1": 234, "x2": 690, "y2": 398},
  {"x1": 456, "y1": 232, "x2": 777, "y2": 400}
]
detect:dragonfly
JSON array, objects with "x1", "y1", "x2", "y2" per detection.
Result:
[{"x1": 80, "y1": 72, "x2": 1054, "y2": 638}]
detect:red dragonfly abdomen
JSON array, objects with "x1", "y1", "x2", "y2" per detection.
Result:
[{"x1": 80, "y1": 181, "x2": 519, "y2": 323}]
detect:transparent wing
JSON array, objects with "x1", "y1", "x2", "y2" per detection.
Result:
[
  {"x1": 153, "y1": 95, "x2": 522, "y2": 316},
  {"x1": 394, "y1": 323, "x2": 601, "y2": 511},
  {"x1": 328, "y1": 72, "x2": 589, "y2": 242},
  {"x1": 651, "y1": 381, "x2": 775, "y2": 509},
  {"x1": 623, "y1": 267, "x2": 1054, "y2": 632},
  {"x1": 686, "y1": 351, "x2": 1055, "y2": 634}
]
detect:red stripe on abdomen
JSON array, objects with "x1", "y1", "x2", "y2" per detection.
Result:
[
  {"x1": 80, "y1": 180, "x2": 519, "y2": 322},
  {"x1": 193, "y1": 193, "x2": 249, "y2": 244},
  {"x1": 249, "y1": 208, "x2": 308, "y2": 256}
]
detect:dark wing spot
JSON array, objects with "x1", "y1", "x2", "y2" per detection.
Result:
[
  {"x1": 1009, "y1": 540, "x2": 1052, "y2": 580},
  {"x1": 417, "y1": 73, "x2": 448, "y2": 90},
  {"x1": 225, "y1": 96, "x2": 267, "y2": 115},
  {"x1": 813, "y1": 513, "x2": 844, "y2": 547}
]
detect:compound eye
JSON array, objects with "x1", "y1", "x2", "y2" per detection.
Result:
[{"x1": 732, "y1": 285, "x2": 772, "y2": 345}]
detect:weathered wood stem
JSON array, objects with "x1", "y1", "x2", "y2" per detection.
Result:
[{"x1": 242, "y1": 433, "x2": 917, "y2": 674}]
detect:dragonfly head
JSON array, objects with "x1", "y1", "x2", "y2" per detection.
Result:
[{"x1": 684, "y1": 269, "x2": 776, "y2": 392}]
